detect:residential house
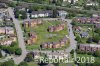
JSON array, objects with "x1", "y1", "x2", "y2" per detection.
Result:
[
  {"x1": 0, "y1": 27, "x2": 15, "y2": 35},
  {"x1": 0, "y1": 38, "x2": 13, "y2": 45},
  {"x1": 26, "y1": 33, "x2": 37, "y2": 45},
  {"x1": 0, "y1": 27, "x2": 5, "y2": 34},
  {"x1": 0, "y1": 3, "x2": 7, "y2": 8},
  {"x1": 80, "y1": 32, "x2": 89, "y2": 38},
  {"x1": 5, "y1": 27, "x2": 15, "y2": 35},
  {"x1": 47, "y1": 52, "x2": 69, "y2": 59},
  {"x1": 73, "y1": 16, "x2": 100, "y2": 24},
  {"x1": 86, "y1": 2, "x2": 99, "y2": 6},
  {"x1": 58, "y1": 10, "x2": 68, "y2": 18},
  {"x1": 23, "y1": 19, "x2": 42, "y2": 28},
  {"x1": 8, "y1": 35, "x2": 17, "y2": 42},
  {"x1": 79, "y1": 44, "x2": 100, "y2": 52},
  {"x1": 63, "y1": 0, "x2": 78, "y2": 4},
  {"x1": 33, "y1": 52, "x2": 40, "y2": 59},
  {"x1": 47, "y1": 42, "x2": 53, "y2": 48},
  {"x1": 29, "y1": 10, "x2": 53, "y2": 18},
  {"x1": 95, "y1": 23, "x2": 100, "y2": 28},
  {"x1": 53, "y1": 42, "x2": 61, "y2": 48},
  {"x1": 48, "y1": 23, "x2": 65, "y2": 32},
  {"x1": 73, "y1": 26, "x2": 82, "y2": 33},
  {"x1": 42, "y1": 36, "x2": 68, "y2": 49}
]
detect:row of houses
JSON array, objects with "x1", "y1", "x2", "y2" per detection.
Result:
[
  {"x1": 27, "y1": 51, "x2": 69, "y2": 60},
  {"x1": 42, "y1": 36, "x2": 69, "y2": 49},
  {"x1": 47, "y1": 52, "x2": 69, "y2": 59},
  {"x1": 48, "y1": 23, "x2": 65, "y2": 32},
  {"x1": 73, "y1": 16, "x2": 100, "y2": 24},
  {"x1": 15, "y1": 4, "x2": 68, "y2": 19},
  {"x1": 29, "y1": 10, "x2": 53, "y2": 18},
  {"x1": 0, "y1": 27, "x2": 15, "y2": 35},
  {"x1": 26, "y1": 33, "x2": 38, "y2": 45},
  {"x1": 0, "y1": 35, "x2": 17, "y2": 45},
  {"x1": 79, "y1": 44, "x2": 100, "y2": 52},
  {"x1": 23, "y1": 19, "x2": 42, "y2": 28}
]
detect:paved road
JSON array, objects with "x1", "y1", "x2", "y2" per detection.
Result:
[
  {"x1": 8, "y1": 7, "x2": 27, "y2": 64},
  {"x1": 64, "y1": 19, "x2": 77, "y2": 52}
]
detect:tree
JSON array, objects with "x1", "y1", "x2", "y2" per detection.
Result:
[
  {"x1": 10, "y1": 42, "x2": 17, "y2": 47},
  {"x1": 87, "y1": 37, "x2": 93, "y2": 43},
  {"x1": 95, "y1": 28, "x2": 100, "y2": 34},
  {"x1": 70, "y1": 49, "x2": 74, "y2": 54},
  {"x1": 94, "y1": 50, "x2": 100, "y2": 57},
  {"x1": 1, "y1": 60, "x2": 14, "y2": 66},
  {"x1": 92, "y1": 59, "x2": 100, "y2": 66},
  {"x1": 20, "y1": 11, "x2": 27, "y2": 19},
  {"x1": 15, "y1": 48, "x2": 22, "y2": 55},
  {"x1": 24, "y1": 53, "x2": 33, "y2": 62},
  {"x1": 75, "y1": 36, "x2": 81, "y2": 43},
  {"x1": 52, "y1": 8, "x2": 58, "y2": 18},
  {"x1": 6, "y1": 47, "x2": 15, "y2": 54},
  {"x1": 18, "y1": 62, "x2": 28, "y2": 66},
  {"x1": 8, "y1": 2, "x2": 16, "y2": 7},
  {"x1": 14, "y1": 10, "x2": 20, "y2": 18},
  {"x1": 0, "y1": 51, "x2": 2, "y2": 58},
  {"x1": 93, "y1": 35, "x2": 100, "y2": 43}
]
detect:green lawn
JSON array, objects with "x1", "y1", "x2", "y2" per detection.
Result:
[{"x1": 23, "y1": 20, "x2": 69, "y2": 50}]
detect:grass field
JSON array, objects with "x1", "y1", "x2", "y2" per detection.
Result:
[{"x1": 23, "y1": 20, "x2": 69, "y2": 50}]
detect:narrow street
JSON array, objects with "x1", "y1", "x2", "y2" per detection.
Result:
[
  {"x1": 8, "y1": 7, "x2": 27, "y2": 64},
  {"x1": 64, "y1": 19, "x2": 77, "y2": 52}
]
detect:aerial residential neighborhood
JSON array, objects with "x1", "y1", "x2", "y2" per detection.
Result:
[{"x1": 0, "y1": 0, "x2": 100, "y2": 66}]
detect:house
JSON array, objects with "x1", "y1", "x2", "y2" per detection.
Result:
[
  {"x1": 0, "y1": 35, "x2": 17, "y2": 46},
  {"x1": 42, "y1": 36, "x2": 68, "y2": 49},
  {"x1": 42, "y1": 42, "x2": 48, "y2": 49},
  {"x1": 23, "y1": 19, "x2": 42, "y2": 28},
  {"x1": 26, "y1": 33, "x2": 37, "y2": 45},
  {"x1": 53, "y1": 42, "x2": 61, "y2": 48},
  {"x1": 8, "y1": 35, "x2": 17, "y2": 42},
  {"x1": 5, "y1": 27, "x2": 15, "y2": 35},
  {"x1": 86, "y1": 2, "x2": 99, "y2": 6},
  {"x1": 60, "y1": 40, "x2": 66, "y2": 47},
  {"x1": 63, "y1": 0, "x2": 78, "y2": 4},
  {"x1": 0, "y1": 3, "x2": 7, "y2": 8},
  {"x1": 95, "y1": 23, "x2": 100, "y2": 28},
  {"x1": 0, "y1": 38, "x2": 13, "y2": 45},
  {"x1": 30, "y1": 10, "x2": 53, "y2": 18},
  {"x1": 47, "y1": 52, "x2": 69, "y2": 59},
  {"x1": 73, "y1": 26, "x2": 82, "y2": 33},
  {"x1": 58, "y1": 10, "x2": 68, "y2": 18},
  {"x1": 80, "y1": 32, "x2": 89, "y2": 38},
  {"x1": 0, "y1": 27, "x2": 14, "y2": 35},
  {"x1": 79, "y1": 44, "x2": 100, "y2": 52},
  {"x1": 48, "y1": 24, "x2": 65, "y2": 32},
  {"x1": 47, "y1": 42, "x2": 53, "y2": 48},
  {"x1": 0, "y1": 27, "x2": 5, "y2": 34},
  {"x1": 33, "y1": 52, "x2": 40, "y2": 59},
  {"x1": 73, "y1": 16, "x2": 100, "y2": 24}
]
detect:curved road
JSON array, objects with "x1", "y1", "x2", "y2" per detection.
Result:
[{"x1": 8, "y1": 7, "x2": 27, "y2": 64}]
